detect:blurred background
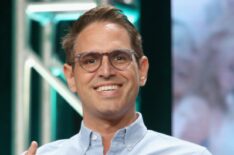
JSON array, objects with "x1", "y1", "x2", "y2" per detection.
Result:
[
  {"x1": 1, "y1": 0, "x2": 234, "y2": 155},
  {"x1": 172, "y1": 0, "x2": 234, "y2": 154}
]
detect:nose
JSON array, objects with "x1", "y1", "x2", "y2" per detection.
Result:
[{"x1": 97, "y1": 56, "x2": 116, "y2": 78}]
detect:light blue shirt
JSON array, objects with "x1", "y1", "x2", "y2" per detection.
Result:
[{"x1": 30, "y1": 113, "x2": 212, "y2": 155}]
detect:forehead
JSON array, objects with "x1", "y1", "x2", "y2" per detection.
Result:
[{"x1": 74, "y1": 21, "x2": 131, "y2": 52}]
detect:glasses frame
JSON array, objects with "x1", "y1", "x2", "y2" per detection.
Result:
[{"x1": 73, "y1": 49, "x2": 136, "y2": 73}]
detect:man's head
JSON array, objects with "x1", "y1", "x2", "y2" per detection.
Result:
[
  {"x1": 62, "y1": 6, "x2": 149, "y2": 123},
  {"x1": 62, "y1": 5, "x2": 143, "y2": 65}
]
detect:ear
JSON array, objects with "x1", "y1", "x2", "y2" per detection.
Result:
[
  {"x1": 63, "y1": 63, "x2": 77, "y2": 92},
  {"x1": 139, "y1": 56, "x2": 149, "y2": 86}
]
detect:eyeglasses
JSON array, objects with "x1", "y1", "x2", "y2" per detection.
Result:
[{"x1": 73, "y1": 49, "x2": 135, "y2": 73}]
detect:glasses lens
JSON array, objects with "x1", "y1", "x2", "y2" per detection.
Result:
[
  {"x1": 79, "y1": 52, "x2": 101, "y2": 72},
  {"x1": 110, "y1": 50, "x2": 132, "y2": 70}
]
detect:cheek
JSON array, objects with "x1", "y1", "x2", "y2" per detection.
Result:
[
  {"x1": 123, "y1": 67, "x2": 141, "y2": 95},
  {"x1": 74, "y1": 70, "x2": 95, "y2": 92}
]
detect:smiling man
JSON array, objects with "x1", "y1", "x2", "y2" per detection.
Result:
[{"x1": 24, "y1": 5, "x2": 212, "y2": 155}]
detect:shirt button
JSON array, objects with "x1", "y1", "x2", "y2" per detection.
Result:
[
  {"x1": 127, "y1": 145, "x2": 132, "y2": 150},
  {"x1": 92, "y1": 134, "x2": 97, "y2": 141}
]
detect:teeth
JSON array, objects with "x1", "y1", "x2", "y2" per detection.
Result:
[{"x1": 96, "y1": 85, "x2": 119, "y2": 91}]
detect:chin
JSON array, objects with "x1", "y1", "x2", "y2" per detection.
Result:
[{"x1": 99, "y1": 109, "x2": 125, "y2": 119}]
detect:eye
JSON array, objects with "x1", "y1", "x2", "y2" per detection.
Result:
[
  {"x1": 111, "y1": 50, "x2": 130, "y2": 63},
  {"x1": 83, "y1": 58, "x2": 96, "y2": 64},
  {"x1": 80, "y1": 53, "x2": 100, "y2": 65}
]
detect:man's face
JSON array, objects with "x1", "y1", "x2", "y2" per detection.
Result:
[{"x1": 64, "y1": 21, "x2": 148, "y2": 121}]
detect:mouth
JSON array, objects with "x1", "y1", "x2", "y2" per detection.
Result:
[
  {"x1": 96, "y1": 85, "x2": 120, "y2": 92},
  {"x1": 93, "y1": 80, "x2": 124, "y2": 98},
  {"x1": 93, "y1": 82, "x2": 123, "y2": 93}
]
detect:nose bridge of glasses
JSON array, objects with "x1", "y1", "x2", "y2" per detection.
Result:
[
  {"x1": 100, "y1": 53, "x2": 113, "y2": 69},
  {"x1": 98, "y1": 52, "x2": 121, "y2": 76},
  {"x1": 96, "y1": 56, "x2": 114, "y2": 77}
]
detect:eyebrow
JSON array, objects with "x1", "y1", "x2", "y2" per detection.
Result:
[{"x1": 75, "y1": 48, "x2": 133, "y2": 55}]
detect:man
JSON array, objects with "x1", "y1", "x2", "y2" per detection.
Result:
[{"x1": 24, "y1": 5, "x2": 212, "y2": 155}]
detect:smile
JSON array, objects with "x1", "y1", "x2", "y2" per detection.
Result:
[{"x1": 96, "y1": 85, "x2": 120, "y2": 92}]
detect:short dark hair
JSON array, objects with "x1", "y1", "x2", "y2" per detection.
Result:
[{"x1": 62, "y1": 5, "x2": 143, "y2": 65}]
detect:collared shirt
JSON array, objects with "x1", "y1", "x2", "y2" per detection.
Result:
[{"x1": 28, "y1": 113, "x2": 212, "y2": 155}]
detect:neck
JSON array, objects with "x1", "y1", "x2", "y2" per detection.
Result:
[{"x1": 83, "y1": 111, "x2": 137, "y2": 154}]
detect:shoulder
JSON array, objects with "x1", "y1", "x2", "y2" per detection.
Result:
[
  {"x1": 37, "y1": 139, "x2": 67, "y2": 154},
  {"x1": 139, "y1": 130, "x2": 212, "y2": 155},
  {"x1": 36, "y1": 134, "x2": 81, "y2": 155}
]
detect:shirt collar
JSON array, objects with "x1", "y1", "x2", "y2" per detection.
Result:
[
  {"x1": 124, "y1": 112, "x2": 147, "y2": 151},
  {"x1": 77, "y1": 112, "x2": 147, "y2": 152},
  {"x1": 77, "y1": 121, "x2": 92, "y2": 153}
]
